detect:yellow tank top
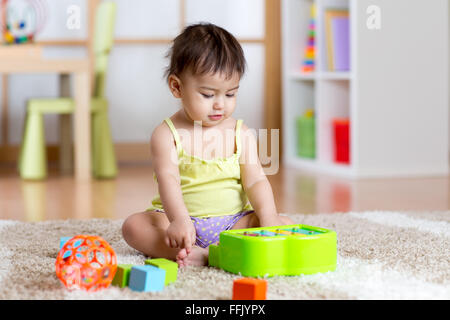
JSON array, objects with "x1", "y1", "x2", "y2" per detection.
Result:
[{"x1": 148, "y1": 118, "x2": 253, "y2": 218}]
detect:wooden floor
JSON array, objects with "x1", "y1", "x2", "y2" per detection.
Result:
[{"x1": 0, "y1": 163, "x2": 448, "y2": 222}]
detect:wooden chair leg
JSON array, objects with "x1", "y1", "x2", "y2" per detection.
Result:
[
  {"x1": 59, "y1": 74, "x2": 73, "y2": 175},
  {"x1": 59, "y1": 114, "x2": 73, "y2": 175}
]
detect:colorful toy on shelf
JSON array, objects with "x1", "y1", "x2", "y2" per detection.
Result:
[
  {"x1": 209, "y1": 224, "x2": 336, "y2": 277},
  {"x1": 1, "y1": 0, "x2": 48, "y2": 44},
  {"x1": 55, "y1": 235, "x2": 117, "y2": 292},
  {"x1": 333, "y1": 118, "x2": 350, "y2": 164},
  {"x1": 233, "y1": 278, "x2": 267, "y2": 300},
  {"x1": 302, "y1": 3, "x2": 316, "y2": 73},
  {"x1": 304, "y1": 108, "x2": 314, "y2": 118},
  {"x1": 111, "y1": 258, "x2": 178, "y2": 292}
]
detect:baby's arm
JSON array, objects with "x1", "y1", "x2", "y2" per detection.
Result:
[
  {"x1": 150, "y1": 123, "x2": 196, "y2": 251},
  {"x1": 239, "y1": 124, "x2": 281, "y2": 226}
]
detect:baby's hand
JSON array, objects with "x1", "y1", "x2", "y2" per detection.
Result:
[{"x1": 165, "y1": 216, "x2": 196, "y2": 252}]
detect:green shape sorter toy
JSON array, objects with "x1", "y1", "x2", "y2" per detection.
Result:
[{"x1": 208, "y1": 224, "x2": 337, "y2": 277}]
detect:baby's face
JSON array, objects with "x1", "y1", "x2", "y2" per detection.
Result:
[{"x1": 174, "y1": 71, "x2": 241, "y2": 126}]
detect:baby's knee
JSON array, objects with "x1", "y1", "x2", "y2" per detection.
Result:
[{"x1": 121, "y1": 213, "x2": 140, "y2": 242}]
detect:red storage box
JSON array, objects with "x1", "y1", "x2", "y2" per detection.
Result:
[{"x1": 333, "y1": 118, "x2": 350, "y2": 164}]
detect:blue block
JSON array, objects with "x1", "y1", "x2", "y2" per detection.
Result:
[
  {"x1": 129, "y1": 265, "x2": 166, "y2": 292},
  {"x1": 59, "y1": 237, "x2": 72, "y2": 250}
]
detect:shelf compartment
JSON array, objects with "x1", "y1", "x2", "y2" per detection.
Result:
[
  {"x1": 283, "y1": 80, "x2": 316, "y2": 160},
  {"x1": 316, "y1": 0, "x2": 350, "y2": 73},
  {"x1": 316, "y1": 79, "x2": 350, "y2": 165}
]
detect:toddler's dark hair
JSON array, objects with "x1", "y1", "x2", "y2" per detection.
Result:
[{"x1": 165, "y1": 23, "x2": 246, "y2": 82}]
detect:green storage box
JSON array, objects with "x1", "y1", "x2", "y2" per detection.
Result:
[{"x1": 297, "y1": 116, "x2": 316, "y2": 158}]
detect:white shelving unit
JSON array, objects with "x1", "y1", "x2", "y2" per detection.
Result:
[{"x1": 282, "y1": 0, "x2": 449, "y2": 178}]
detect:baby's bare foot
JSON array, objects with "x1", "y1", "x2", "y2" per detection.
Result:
[{"x1": 176, "y1": 246, "x2": 209, "y2": 267}]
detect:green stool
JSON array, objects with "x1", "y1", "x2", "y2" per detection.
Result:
[
  {"x1": 18, "y1": 98, "x2": 117, "y2": 180},
  {"x1": 18, "y1": 2, "x2": 118, "y2": 180}
]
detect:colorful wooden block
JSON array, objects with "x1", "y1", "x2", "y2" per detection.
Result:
[
  {"x1": 232, "y1": 278, "x2": 267, "y2": 300},
  {"x1": 145, "y1": 258, "x2": 178, "y2": 285},
  {"x1": 112, "y1": 264, "x2": 133, "y2": 288},
  {"x1": 128, "y1": 265, "x2": 165, "y2": 292}
]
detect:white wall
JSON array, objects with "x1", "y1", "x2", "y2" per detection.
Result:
[
  {"x1": 1, "y1": 0, "x2": 266, "y2": 145},
  {"x1": 355, "y1": 0, "x2": 448, "y2": 176}
]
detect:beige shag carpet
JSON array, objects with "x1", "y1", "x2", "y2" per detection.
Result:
[{"x1": 0, "y1": 211, "x2": 449, "y2": 300}]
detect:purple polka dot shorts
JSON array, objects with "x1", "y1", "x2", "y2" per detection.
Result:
[{"x1": 153, "y1": 209, "x2": 254, "y2": 248}]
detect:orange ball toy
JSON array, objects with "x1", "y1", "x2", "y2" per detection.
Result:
[{"x1": 55, "y1": 235, "x2": 117, "y2": 292}]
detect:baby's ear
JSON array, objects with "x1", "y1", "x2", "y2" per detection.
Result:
[{"x1": 168, "y1": 74, "x2": 182, "y2": 98}]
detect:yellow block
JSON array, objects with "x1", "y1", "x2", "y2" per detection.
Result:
[{"x1": 304, "y1": 109, "x2": 314, "y2": 118}]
